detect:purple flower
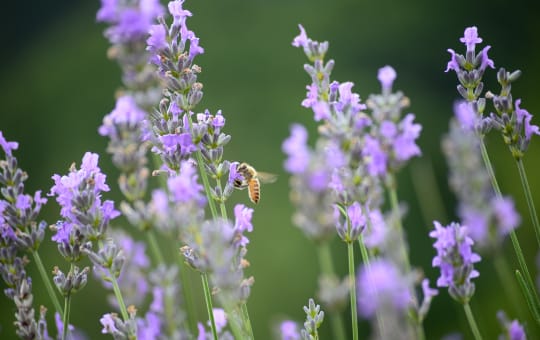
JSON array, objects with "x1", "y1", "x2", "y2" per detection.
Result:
[
  {"x1": 335, "y1": 82, "x2": 366, "y2": 114},
  {"x1": 189, "y1": 37, "x2": 205, "y2": 61},
  {"x1": 333, "y1": 201, "x2": 365, "y2": 242},
  {"x1": 211, "y1": 308, "x2": 227, "y2": 333},
  {"x1": 302, "y1": 83, "x2": 318, "y2": 108},
  {"x1": 147, "y1": 24, "x2": 168, "y2": 53},
  {"x1": 49, "y1": 152, "x2": 119, "y2": 245},
  {"x1": 234, "y1": 204, "x2": 254, "y2": 246},
  {"x1": 460, "y1": 207, "x2": 489, "y2": 244},
  {"x1": 460, "y1": 26, "x2": 482, "y2": 52},
  {"x1": 378, "y1": 65, "x2": 397, "y2": 91},
  {"x1": 497, "y1": 310, "x2": 526, "y2": 340},
  {"x1": 422, "y1": 278, "x2": 438, "y2": 301},
  {"x1": 54, "y1": 312, "x2": 75, "y2": 334},
  {"x1": 363, "y1": 209, "x2": 388, "y2": 250},
  {"x1": 0, "y1": 131, "x2": 18, "y2": 156},
  {"x1": 357, "y1": 259, "x2": 411, "y2": 317},
  {"x1": 292, "y1": 24, "x2": 309, "y2": 48},
  {"x1": 312, "y1": 101, "x2": 331, "y2": 121},
  {"x1": 282, "y1": 124, "x2": 311, "y2": 174},
  {"x1": 51, "y1": 221, "x2": 73, "y2": 245},
  {"x1": 98, "y1": 95, "x2": 146, "y2": 137},
  {"x1": 158, "y1": 132, "x2": 196, "y2": 157},
  {"x1": 430, "y1": 221, "x2": 481, "y2": 302},
  {"x1": 167, "y1": 161, "x2": 204, "y2": 204},
  {"x1": 445, "y1": 49, "x2": 460, "y2": 73},
  {"x1": 454, "y1": 101, "x2": 477, "y2": 131},
  {"x1": 97, "y1": 0, "x2": 164, "y2": 44},
  {"x1": 393, "y1": 113, "x2": 422, "y2": 162},
  {"x1": 479, "y1": 46, "x2": 495, "y2": 71},
  {"x1": 279, "y1": 320, "x2": 300, "y2": 340},
  {"x1": 137, "y1": 312, "x2": 161, "y2": 340},
  {"x1": 492, "y1": 197, "x2": 520, "y2": 236},
  {"x1": 363, "y1": 136, "x2": 387, "y2": 177},
  {"x1": 168, "y1": 0, "x2": 192, "y2": 23},
  {"x1": 100, "y1": 313, "x2": 119, "y2": 334},
  {"x1": 380, "y1": 121, "x2": 397, "y2": 139},
  {"x1": 515, "y1": 99, "x2": 540, "y2": 142}
]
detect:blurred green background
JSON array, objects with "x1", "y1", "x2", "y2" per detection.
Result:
[{"x1": 1, "y1": 0, "x2": 540, "y2": 339}]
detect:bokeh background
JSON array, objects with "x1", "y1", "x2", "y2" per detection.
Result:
[{"x1": 1, "y1": 0, "x2": 540, "y2": 339}]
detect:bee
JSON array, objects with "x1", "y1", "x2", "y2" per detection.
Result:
[{"x1": 233, "y1": 162, "x2": 277, "y2": 204}]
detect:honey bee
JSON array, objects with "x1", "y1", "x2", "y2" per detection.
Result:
[{"x1": 233, "y1": 162, "x2": 277, "y2": 204}]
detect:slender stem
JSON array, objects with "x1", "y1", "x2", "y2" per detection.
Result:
[
  {"x1": 224, "y1": 305, "x2": 250, "y2": 339},
  {"x1": 62, "y1": 263, "x2": 74, "y2": 340},
  {"x1": 317, "y1": 243, "x2": 346, "y2": 340},
  {"x1": 31, "y1": 251, "x2": 63, "y2": 318},
  {"x1": 62, "y1": 291, "x2": 71, "y2": 340},
  {"x1": 386, "y1": 178, "x2": 423, "y2": 339},
  {"x1": 146, "y1": 230, "x2": 165, "y2": 264},
  {"x1": 463, "y1": 303, "x2": 483, "y2": 340},
  {"x1": 177, "y1": 256, "x2": 198, "y2": 336},
  {"x1": 408, "y1": 159, "x2": 449, "y2": 229},
  {"x1": 386, "y1": 177, "x2": 411, "y2": 274},
  {"x1": 194, "y1": 150, "x2": 219, "y2": 218},
  {"x1": 493, "y1": 252, "x2": 528, "y2": 320},
  {"x1": 515, "y1": 158, "x2": 540, "y2": 248},
  {"x1": 110, "y1": 273, "x2": 129, "y2": 321},
  {"x1": 241, "y1": 304, "x2": 254, "y2": 337},
  {"x1": 201, "y1": 273, "x2": 219, "y2": 340},
  {"x1": 479, "y1": 140, "x2": 540, "y2": 318},
  {"x1": 347, "y1": 241, "x2": 359, "y2": 340}
]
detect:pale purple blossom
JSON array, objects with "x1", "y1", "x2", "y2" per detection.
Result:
[
  {"x1": 282, "y1": 124, "x2": 311, "y2": 174},
  {"x1": 0, "y1": 131, "x2": 18, "y2": 156},
  {"x1": 515, "y1": 99, "x2": 540, "y2": 142},
  {"x1": 280, "y1": 320, "x2": 300, "y2": 340},
  {"x1": 234, "y1": 204, "x2": 254, "y2": 246},
  {"x1": 393, "y1": 113, "x2": 422, "y2": 161},
  {"x1": 98, "y1": 95, "x2": 146, "y2": 138},
  {"x1": 460, "y1": 26, "x2": 482, "y2": 52},
  {"x1": 97, "y1": 0, "x2": 164, "y2": 44},
  {"x1": 492, "y1": 197, "x2": 520, "y2": 236},
  {"x1": 378, "y1": 65, "x2": 397, "y2": 91},
  {"x1": 430, "y1": 221, "x2": 481, "y2": 302},
  {"x1": 292, "y1": 24, "x2": 309, "y2": 48},
  {"x1": 454, "y1": 101, "x2": 477, "y2": 131},
  {"x1": 357, "y1": 259, "x2": 411, "y2": 317},
  {"x1": 167, "y1": 161, "x2": 205, "y2": 204},
  {"x1": 363, "y1": 136, "x2": 387, "y2": 177}
]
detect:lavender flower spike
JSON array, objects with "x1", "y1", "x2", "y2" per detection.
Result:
[{"x1": 430, "y1": 221, "x2": 481, "y2": 303}]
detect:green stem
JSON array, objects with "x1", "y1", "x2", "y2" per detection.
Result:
[
  {"x1": 386, "y1": 178, "x2": 424, "y2": 339},
  {"x1": 146, "y1": 230, "x2": 165, "y2": 264},
  {"x1": 356, "y1": 208, "x2": 387, "y2": 339},
  {"x1": 515, "y1": 158, "x2": 540, "y2": 248},
  {"x1": 177, "y1": 256, "x2": 198, "y2": 337},
  {"x1": 316, "y1": 243, "x2": 346, "y2": 340},
  {"x1": 194, "y1": 150, "x2": 219, "y2": 218},
  {"x1": 62, "y1": 291, "x2": 71, "y2": 340},
  {"x1": 110, "y1": 272, "x2": 129, "y2": 321},
  {"x1": 463, "y1": 303, "x2": 483, "y2": 340},
  {"x1": 493, "y1": 252, "x2": 528, "y2": 320},
  {"x1": 386, "y1": 176, "x2": 411, "y2": 274},
  {"x1": 240, "y1": 303, "x2": 254, "y2": 338},
  {"x1": 347, "y1": 241, "x2": 359, "y2": 340},
  {"x1": 224, "y1": 305, "x2": 250, "y2": 340},
  {"x1": 480, "y1": 140, "x2": 540, "y2": 319},
  {"x1": 62, "y1": 263, "x2": 74, "y2": 340},
  {"x1": 201, "y1": 273, "x2": 219, "y2": 340},
  {"x1": 31, "y1": 251, "x2": 63, "y2": 318}
]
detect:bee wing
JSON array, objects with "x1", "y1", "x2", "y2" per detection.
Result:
[{"x1": 257, "y1": 171, "x2": 278, "y2": 184}]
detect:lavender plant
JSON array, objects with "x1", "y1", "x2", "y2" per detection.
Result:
[{"x1": 2, "y1": 2, "x2": 540, "y2": 340}]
